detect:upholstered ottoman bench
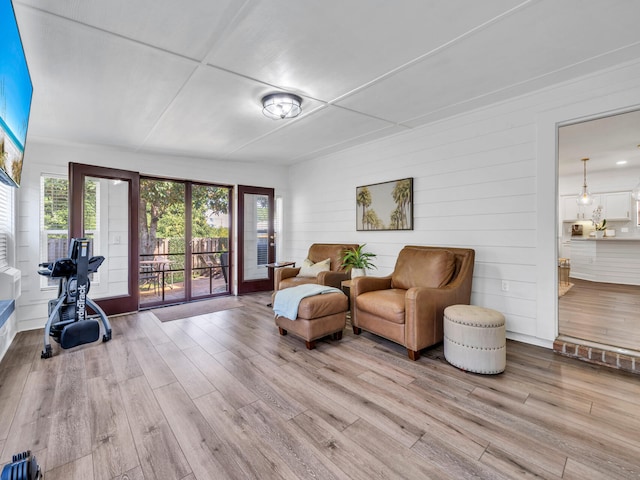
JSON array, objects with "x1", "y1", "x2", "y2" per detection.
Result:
[
  {"x1": 443, "y1": 305, "x2": 506, "y2": 374},
  {"x1": 275, "y1": 291, "x2": 348, "y2": 350}
]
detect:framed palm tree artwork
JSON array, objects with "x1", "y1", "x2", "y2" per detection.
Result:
[{"x1": 356, "y1": 178, "x2": 413, "y2": 231}]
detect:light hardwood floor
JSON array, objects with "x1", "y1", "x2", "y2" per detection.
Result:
[
  {"x1": 1, "y1": 292, "x2": 640, "y2": 479},
  {"x1": 559, "y1": 277, "x2": 640, "y2": 352}
]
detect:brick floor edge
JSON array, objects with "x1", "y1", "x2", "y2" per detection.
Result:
[{"x1": 553, "y1": 338, "x2": 639, "y2": 375}]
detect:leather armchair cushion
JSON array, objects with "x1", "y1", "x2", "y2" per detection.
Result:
[
  {"x1": 308, "y1": 244, "x2": 356, "y2": 272},
  {"x1": 299, "y1": 257, "x2": 331, "y2": 277},
  {"x1": 357, "y1": 289, "x2": 406, "y2": 324},
  {"x1": 391, "y1": 248, "x2": 455, "y2": 290}
]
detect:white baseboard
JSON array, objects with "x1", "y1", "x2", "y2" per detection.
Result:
[{"x1": 506, "y1": 331, "x2": 554, "y2": 349}]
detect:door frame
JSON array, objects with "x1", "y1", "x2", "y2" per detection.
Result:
[
  {"x1": 69, "y1": 163, "x2": 140, "y2": 315},
  {"x1": 237, "y1": 185, "x2": 275, "y2": 294}
]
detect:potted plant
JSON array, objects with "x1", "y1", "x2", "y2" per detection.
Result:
[
  {"x1": 591, "y1": 206, "x2": 607, "y2": 238},
  {"x1": 342, "y1": 244, "x2": 377, "y2": 278}
]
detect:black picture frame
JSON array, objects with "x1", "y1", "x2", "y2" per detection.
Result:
[{"x1": 356, "y1": 178, "x2": 413, "y2": 231}]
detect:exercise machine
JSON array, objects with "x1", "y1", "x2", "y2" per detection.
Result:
[
  {"x1": 1, "y1": 451, "x2": 42, "y2": 479},
  {"x1": 38, "y1": 238, "x2": 112, "y2": 359},
  {"x1": 38, "y1": 238, "x2": 112, "y2": 358}
]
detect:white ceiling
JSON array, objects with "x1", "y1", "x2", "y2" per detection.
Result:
[{"x1": 13, "y1": 0, "x2": 640, "y2": 166}]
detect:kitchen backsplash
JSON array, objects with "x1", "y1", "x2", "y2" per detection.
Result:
[{"x1": 562, "y1": 219, "x2": 640, "y2": 240}]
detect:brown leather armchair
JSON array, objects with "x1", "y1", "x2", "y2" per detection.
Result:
[
  {"x1": 351, "y1": 245, "x2": 475, "y2": 360},
  {"x1": 275, "y1": 243, "x2": 359, "y2": 291}
]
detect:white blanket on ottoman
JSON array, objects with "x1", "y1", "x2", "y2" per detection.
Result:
[{"x1": 273, "y1": 284, "x2": 343, "y2": 321}]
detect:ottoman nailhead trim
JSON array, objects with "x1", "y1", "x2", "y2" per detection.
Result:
[
  {"x1": 444, "y1": 316, "x2": 504, "y2": 328},
  {"x1": 446, "y1": 359, "x2": 504, "y2": 375},
  {"x1": 444, "y1": 335, "x2": 505, "y2": 351}
]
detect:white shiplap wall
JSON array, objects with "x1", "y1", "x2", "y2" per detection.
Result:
[
  {"x1": 287, "y1": 58, "x2": 640, "y2": 348},
  {"x1": 16, "y1": 142, "x2": 289, "y2": 330},
  {"x1": 11, "y1": 59, "x2": 640, "y2": 348}
]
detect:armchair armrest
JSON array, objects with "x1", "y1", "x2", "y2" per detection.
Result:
[
  {"x1": 317, "y1": 270, "x2": 350, "y2": 288},
  {"x1": 405, "y1": 286, "x2": 464, "y2": 351},
  {"x1": 352, "y1": 275, "x2": 392, "y2": 296},
  {"x1": 274, "y1": 267, "x2": 301, "y2": 291}
]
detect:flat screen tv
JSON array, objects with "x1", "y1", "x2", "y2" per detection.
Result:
[{"x1": 0, "y1": 0, "x2": 32, "y2": 188}]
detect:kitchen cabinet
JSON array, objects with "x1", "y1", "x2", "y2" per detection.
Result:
[
  {"x1": 602, "y1": 191, "x2": 631, "y2": 220},
  {"x1": 561, "y1": 192, "x2": 631, "y2": 222},
  {"x1": 561, "y1": 195, "x2": 600, "y2": 221},
  {"x1": 561, "y1": 196, "x2": 580, "y2": 221}
]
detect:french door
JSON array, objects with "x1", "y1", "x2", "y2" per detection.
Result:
[
  {"x1": 69, "y1": 163, "x2": 139, "y2": 315},
  {"x1": 238, "y1": 185, "x2": 275, "y2": 294},
  {"x1": 139, "y1": 178, "x2": 232, "y2": 308},
  {"x1": 70, "y1": 165, "x2": 232, "y2": 312}
]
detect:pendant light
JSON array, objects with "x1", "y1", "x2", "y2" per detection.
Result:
[{"x1": 576, "y1": 158, "x2": 593, "y2": 206}]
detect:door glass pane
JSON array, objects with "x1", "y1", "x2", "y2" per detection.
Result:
[
  {"x1": 139, "y1": 179, "x2": 186, "y2": 306},
  {"x1": 243, "y1": 193, "x2": 269, "y2": 281},
  {"x1": 40, "y1": 175, "x2": 69, "y2": 288},
  {"x1": 84, "y1": 176, "x2": 129, "y2": 299},
  {"x1": 190, "y1": 184, "x2": 231, "y2": 297}
]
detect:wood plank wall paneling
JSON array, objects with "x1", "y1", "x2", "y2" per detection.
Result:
[
  {"x1": 1, "y1": 292, "x2": 640, "y2": 479},
  {"x1": 287, "y1": 59, "x2": 640, "y2": 347}
]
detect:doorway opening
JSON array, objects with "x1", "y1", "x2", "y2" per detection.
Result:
[{"x1": 556, "y1": 109, "x2": 640, "y2": 371}]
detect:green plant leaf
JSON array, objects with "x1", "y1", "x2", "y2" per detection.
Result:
[{"x1": 341, "y1": 244, "x2": 377, "y2": 270}]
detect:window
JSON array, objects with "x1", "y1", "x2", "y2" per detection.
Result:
[
  {"x1": 81, "y1": 177, "x2": 100, "y2": 256},
  {"x1": 256, "y1": 195, "x2": 269, "y2": 265},
  {"x1": 40, "y1": 175, "x2": 69, "y2": 287},
  {"x1": 40, "y1": 174, "x2": 102, "y2": 288},
  {"x1": 275, "y1": 195, "x2": 283, "y2": 262}
]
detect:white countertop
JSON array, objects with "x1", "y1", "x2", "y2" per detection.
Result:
[{"x1": 571, "y1": 236, "x2": 640, "y2": 241}]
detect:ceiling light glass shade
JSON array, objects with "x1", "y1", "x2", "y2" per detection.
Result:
[
  {"x1": 262, "y1": 93, "x2": 302, "y2": 120},
  {"x1": 576, "y1": 187, "x2": 593, "y2": 206},
  {"x1": 576, "y1": 157, "x2": 593, "y2": 206}
]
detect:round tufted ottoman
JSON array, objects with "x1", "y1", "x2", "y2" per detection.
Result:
[{"x1": 443, "y1": 305, "x2": 506, "y2": 374}]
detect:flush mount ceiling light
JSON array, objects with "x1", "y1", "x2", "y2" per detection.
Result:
[
  {"x1": 577, "y1": 158, "x2": 593, "y2": 206},
  {"x1": 261, "y1": 93, "x2": 302, "y2": 120}
]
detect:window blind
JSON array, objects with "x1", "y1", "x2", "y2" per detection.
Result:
[
  {"x1": 0, "y1": 233, "x2": 6, "y2": 270},
  {"x1": 0, "y1": 184, "x2": 12, "y2": 269}
]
